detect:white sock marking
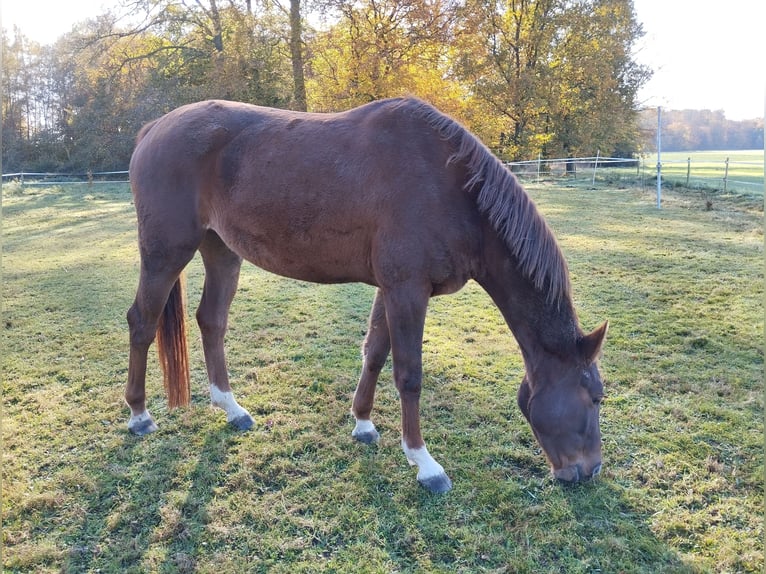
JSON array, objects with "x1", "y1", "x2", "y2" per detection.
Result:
[
  {"x1": 402, "y1": 441, "x2": 446, "y2": 481},
  {"x1": 210, "y1": 385, "x2": 249, "y2": 422}
]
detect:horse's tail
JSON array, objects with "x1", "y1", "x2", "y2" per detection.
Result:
[{"x1": 156, "y1": 276, "x2": 191, "y2": 408}]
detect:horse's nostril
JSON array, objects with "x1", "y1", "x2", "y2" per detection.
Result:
[
  {"x1": 556, "y1": 463, "x2": 602, "y2": 483},
  {"x1": 554, "y1": 465, "x2": 580, "y2": 483}
]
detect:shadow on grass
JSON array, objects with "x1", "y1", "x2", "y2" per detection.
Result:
[
  {"x1": 61, "y1": 422, "x2": 237, "y2": 573},
  {"x1": 355, "y1": 464, "x2": 706, "y2": 573},
  {"x1": 224, "y1": 266, "x2": 707, "y2": 572},
  {"x1": 559, "y1": 479, "x2": 703, "y2": 574},
  {"x1": 340, "y1": 408, "x2": 706, "y2": 574}
]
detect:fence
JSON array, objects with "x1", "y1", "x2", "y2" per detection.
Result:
[
  {"x1": 1, "y1": 170, "x2": 129, "y2": 185},
  {"x1": 655, "y1": 156, "x2": 763, "y2": 196},
  {"x1": 4, "y1": 161, "x2": 642, "y2": 190},
  {"x1": 2, "y1": 154, "x2": 763, "y2": 196},
  {"x1": 506, "y1": 155, "x2": 640, "y2": 186},
  {"x1": 507, "y1": 153, "x2": 763, "y2": 197}
]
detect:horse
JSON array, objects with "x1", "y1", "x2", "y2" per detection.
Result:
[{"x1": 126, "y1": 97, "x2": 608, "y2": 493}]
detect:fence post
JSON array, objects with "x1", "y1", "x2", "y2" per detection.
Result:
[
  {"x1": 537, "y1": 152, "x2": 541, "y2": 183},
  {"x1": 592, "y1": 149, "x2": 600, "y2": 187},
  {"x1": 686, "y1": 157, "x2": 691, "y2": 187},
  {"x1": 723, "y1": 157, "x2": 729, "y2": 193}
]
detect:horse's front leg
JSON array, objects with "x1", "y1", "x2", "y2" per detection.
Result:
[
  {"x1": 351, "y1": 289, "x2": 390, "y2": 444},
  {"x1": 384, "y1": 286, "x2": 452, "y2": 494},
  {"x1": 197, "y1": 231, "x2": 254, "y2": 431}
]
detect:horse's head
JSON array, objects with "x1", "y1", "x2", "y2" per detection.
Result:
[{"x1": 517, "y1": 321, "x2": 608, "y2": 483}]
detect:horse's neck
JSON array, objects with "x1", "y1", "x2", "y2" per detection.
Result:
[{"x1": 476, "y1": 229, "x2": 579, "y2": 368}]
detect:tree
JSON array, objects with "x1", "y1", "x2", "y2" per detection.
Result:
[
  {"x1": 85, "y1": 0, "x2": 293, "y2": 105},
  {"x1": 453, "y1": 0, "x2": 649, "y2": 160},
  {"x1": 547, "y1": 0, "x2": 649, "y2": 158},
  {"x1": 639, "y1": 108, "x2": 765, "y2": 151},
  {"x1": 2, "y1": 1, "x2": 299, "y2": 171},
  {"x1": 1, "y1": 29, "x2": 68, "y2": 170},
  {"x1": 306, "y1": 0, "x2": 459, "y2": 110},
  {"x1": 2, "y1": 29, "x2": 33, "y2": 170},
  {"x1": 453, "y1": 0, "x2": 560, "y2": 158},
  {"x1": 289, "y1": 0, "x2": 308, "y2": 110},
  {"x1": 2, "y1": 0, "x2": 654, "y2": 172}
]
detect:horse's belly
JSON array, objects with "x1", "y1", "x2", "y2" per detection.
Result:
[
  {"x1": 214, "y1": 218, "x2": 375, "y2": 285},
  {"x1": 208, "y1": 192, "x2": 480, "y2": 290}
]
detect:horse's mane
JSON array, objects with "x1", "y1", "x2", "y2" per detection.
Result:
[{"x1": 393, "y1": 98, "x2": 571, "y2": 305}]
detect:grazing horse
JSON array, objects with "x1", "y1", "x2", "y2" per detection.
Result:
[{"x1": 126, "y1": 97, "x2": 608, "y2": 493}]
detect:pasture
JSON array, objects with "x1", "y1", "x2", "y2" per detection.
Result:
[
  {"x1": 653, "y1": 150, "x2": 764, "y2": 197},
  {"x1": 2, "y1": 180, "x2": 763, "y2": 573}
]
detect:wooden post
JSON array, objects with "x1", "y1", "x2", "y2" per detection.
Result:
[
  {"x1": 723, "y1": 157, "x2": 729, "y2": 193},
  {"x1": 686, "y1": 157, "x2": 691, "y2": 187}
]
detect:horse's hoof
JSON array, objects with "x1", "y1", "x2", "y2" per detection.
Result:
[
  {"x1": 352, "y1": 419, "x2": 380, "y2": 444},
  {"x1": 353, "y1": 429, "x2": 380, "y2": 444},
  {"x1": 128, "y1": 417, "x2": 158, "y2": 436},
  {"x1": 418, "y1": 472, "x2": 453, "y2": 494},
  {"x1": 229, "y1": 413, "x2": 255, "y2": 431}
]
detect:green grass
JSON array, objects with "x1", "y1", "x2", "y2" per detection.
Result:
[
  {"x1": 2, "y1": 181, "x2": 763, "y2": 573},
  {"x1": 647, "y1": 150, "x2": 764, "y2": 197}
]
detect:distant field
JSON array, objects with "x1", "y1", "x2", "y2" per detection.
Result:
[
  {"x1": 2, "y1": 181, "x2": 763, "y2": 573},
  {"x1": 509, "y1": 150, "x2": 763, "y2": 199},
  {"x1": 646, "y1": 150, "x2": 764, "y2": 196}
]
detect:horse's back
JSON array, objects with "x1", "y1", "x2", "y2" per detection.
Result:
[
  {"x1": 130, "y1": 99, "x2": 481, "y2": 289},
  {"x1": 131, "y1": 97, "x2": 446, "y2": 183}
]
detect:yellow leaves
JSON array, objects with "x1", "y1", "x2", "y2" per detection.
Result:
[{"x1": 307, "y1": 0, "x2": 457, "y2": 111}]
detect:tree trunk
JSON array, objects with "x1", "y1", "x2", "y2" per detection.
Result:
[{"x1": 289, "y1": 0, "x2": 308, "y2": 111}]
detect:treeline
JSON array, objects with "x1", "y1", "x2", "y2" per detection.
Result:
[
  {"x1": 639, "y1": 108, "x2": 764, "y2": 152},
  {"x1": 2, "y1": 0, "x2": 652, "y2": 173}
]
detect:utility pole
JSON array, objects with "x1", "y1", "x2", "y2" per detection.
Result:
[{"x1": 656, "y1": 107, "x2": 662, "y2": 209}]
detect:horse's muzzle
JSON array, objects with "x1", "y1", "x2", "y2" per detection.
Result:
[{"x1": 554, "y1": 461, "x2": 602, "y2": 483}]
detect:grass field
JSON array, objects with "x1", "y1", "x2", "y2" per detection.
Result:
[
  {"x1": 647, "y1": 150, "x2": 764, "y2": 197},
  {"x1": 2, "y1": 180, "x2": 763, "y2": 573}
]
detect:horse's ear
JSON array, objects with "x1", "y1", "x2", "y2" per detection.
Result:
[{"x1": 578, "y1": 321, "x2": 608, "y2": 363}]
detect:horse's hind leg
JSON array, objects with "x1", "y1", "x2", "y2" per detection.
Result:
[
  {"x1": 126, "y1": 254, "x2": 195, "y2": 435},
  {"x1": 351, "y1": 289, "x2": 390, "y2": 444},
  {"x1": 196, "y1": 231, "x2": 254, "y2": 431}
]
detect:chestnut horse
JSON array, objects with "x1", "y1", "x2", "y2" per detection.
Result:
[{"x1": 126, "y1": 97, "x2": 608, "y2": 493}]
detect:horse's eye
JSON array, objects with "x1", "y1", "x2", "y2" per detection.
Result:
[{"x1": 592, "y1": 396, "x2": 603, "y2": 406}]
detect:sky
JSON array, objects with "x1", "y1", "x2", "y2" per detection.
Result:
[
  {"x1": 632, "y1": 0, "x2": 764, "y2": 120},
  {"x1": 2, "y1": 0, "x2": 764, "y2": 120}
]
